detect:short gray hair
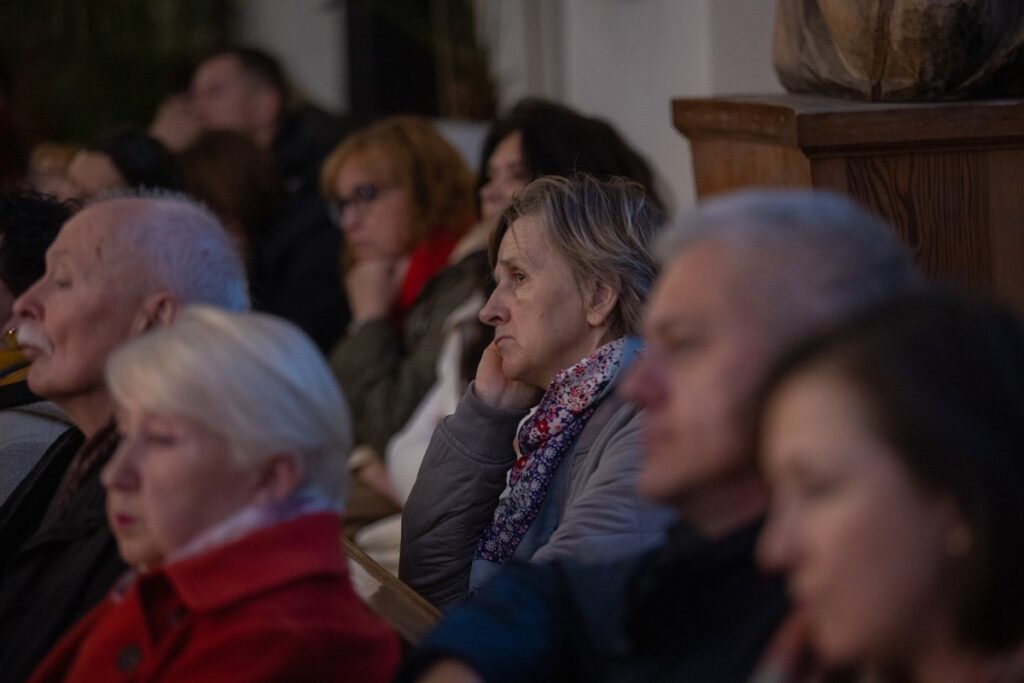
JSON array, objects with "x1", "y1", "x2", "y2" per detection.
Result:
[
  {"x1": 489, "y1": 174, "x2": 664, "y2": 338},
  {"x1": 659, "y1": 190, "x2": 921, "y2": 338},
  {"x1": 90, "y1": 190, "x2": 249, "y2": 311},
  {"x1": 105, "y1": 306, "x2": 351, "y2": 506}
]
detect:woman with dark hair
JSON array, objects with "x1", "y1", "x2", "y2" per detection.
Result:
[
  {"x1": 62, "y1": 128, "x2": 183, "y2": 202},
  {"x1": 754, "y1": 290, "x2": 1024, "y2": 682}
]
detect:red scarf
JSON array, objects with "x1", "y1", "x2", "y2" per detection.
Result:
[{"x1": 393, "y1": 230, "x2": 460, "y2": 322}]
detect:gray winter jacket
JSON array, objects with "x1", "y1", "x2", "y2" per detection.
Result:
[
  {"x1": 400, "y1": 382, "x2": 674, "y2": 608},
  {"x1": 0, "y1": 400, "x2": 69, "y2": 505}
]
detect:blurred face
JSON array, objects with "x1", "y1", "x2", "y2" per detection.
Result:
[
  {"x1": 332, "y1": 154, "x2": 411, "y2": 261},
  {"x1": 479, "y1": 131, "x2": 528, "y2": 221},
  {"x1": 191, "y1": 55, "x2": 260, "y2": 133},
  {"x1": 758, "y1": 369, "x2": 959, "y2": 667},
  {"x1": 103, "y1": 408, "x2": 265, "y2": 567},
  {"x1": 620, "y1": 242, "x2": 772, "y2": 517},
  {"x1": 13, "y1": 205, "x2": 144, "y2": 405},
  {"x1": 479, "y1": 215, "x2": 605, "y2": 389},
  {"x1": 63, "y1": 150, "x2": 126, "y2": 202}
]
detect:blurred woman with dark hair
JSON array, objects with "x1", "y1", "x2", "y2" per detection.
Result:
[
  {"x1": 62, "y1": 128, "x2": 183, "y2": 202},
  {"x1": 755, "y1": 290, "x2": 1024, "y2": 682}
]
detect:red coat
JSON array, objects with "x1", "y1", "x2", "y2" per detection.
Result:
[{"x1": 28, "y1": 513, "x2": 399, "y2": 682}]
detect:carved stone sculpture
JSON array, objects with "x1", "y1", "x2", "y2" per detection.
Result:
[{"x1": 773, "y1": 0, "x2": 1024, "y2": 101}]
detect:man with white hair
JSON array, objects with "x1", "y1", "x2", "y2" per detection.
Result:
[
  {"x1": 0, "y1": 193, "x2": 249, "y2": 683},
  {"x1": 401, "y1": 190, "x2": 922, "y2": 683}
]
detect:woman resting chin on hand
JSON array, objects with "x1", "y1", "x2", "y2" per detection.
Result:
[
  {"x1": 400, "y1": 175, "x2": 676, "y2": 608},
  {"x1": 28, "y1": 306, "x2": 398, "y2": 683}
]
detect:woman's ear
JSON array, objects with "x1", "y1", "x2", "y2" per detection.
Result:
[
  {"x1": 259, "y1": 454, "x2": 303, "y2": 504},
  {"x1": 584, "y1": 277, "x2": 620, "y2": 329},
  {"x1": 130, "y1": 292, "x2": 179, "y2": 336}
]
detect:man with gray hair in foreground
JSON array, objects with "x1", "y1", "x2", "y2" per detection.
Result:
[
  {"x1": 400, "y1": 190, "x2": 922, "y2": 683},
  {"x1": 0, "y1": 193, "x2": 249, "y2": 683}
]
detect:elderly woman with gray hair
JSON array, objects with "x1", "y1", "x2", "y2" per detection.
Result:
[
  {"x1": 400, "y1": 174, "x2": 675, "y2": 608},
  {"x1": 27, "y1": 307, "x2": 398, "y2": 683}
]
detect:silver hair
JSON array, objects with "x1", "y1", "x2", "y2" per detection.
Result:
[
  {"x1": 105, "y1": 306, "x2": 351, "y2": 506},
  {"x1": 658, "y1": 189, "x2": 922, "y2": 336},
  {"x1": 87, "y1": 189, "x2": 249, "y2": 311},
  {"x1": 489, "y1": 174, "x2": 664, "y2": 338}
]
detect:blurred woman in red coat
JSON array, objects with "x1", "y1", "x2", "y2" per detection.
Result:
[{"x1": 28, "y1": 306, "x2": 399, "y2": 683}]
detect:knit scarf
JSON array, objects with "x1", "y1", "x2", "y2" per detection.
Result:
[{"x1": 475, "y1": 336, "x2": 633, "y2": 564}]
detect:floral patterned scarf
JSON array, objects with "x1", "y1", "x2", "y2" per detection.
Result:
[{"x1": 475, "y1": 336, "x2": 634, "y2": 563}]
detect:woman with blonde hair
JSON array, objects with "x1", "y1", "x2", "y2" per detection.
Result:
[{"x1": 27, "y1": 307, "x2": 398, "y2": 682}]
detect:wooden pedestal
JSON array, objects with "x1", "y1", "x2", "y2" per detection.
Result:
[{"x1": 673, "y1": 94, "x2": 1024, "y2": 309}]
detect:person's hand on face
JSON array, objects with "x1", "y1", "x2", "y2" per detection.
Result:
[
  {"x1": 345, "y1": 257, "x2": 405, "y2": 323},
  {"x1": 473, "y1": 341, "x2": 541, "y2": 410}
]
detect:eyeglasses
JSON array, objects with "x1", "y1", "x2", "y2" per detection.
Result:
[{"x1": 328, "y1": 182, "x2": 398, "y2": 224}]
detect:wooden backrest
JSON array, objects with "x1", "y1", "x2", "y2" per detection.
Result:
[{"x1": 343, "y1": 536, "x2": 441, "y2": 645}]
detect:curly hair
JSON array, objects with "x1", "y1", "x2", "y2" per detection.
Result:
[{"x1": 320, "y1": 115, "x2": 476, "y2": 249}]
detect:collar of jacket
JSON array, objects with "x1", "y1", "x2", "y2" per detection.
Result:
[{"x1": 148, "y1": 512, "x2": 347, "y2": 612}]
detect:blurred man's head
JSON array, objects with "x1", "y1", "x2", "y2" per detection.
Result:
[
  {"x1": 0, "y1": 188, "x2": 71, "y2": 331},
  {"x1": 620, "y1": 190, "x2": 920, "y2": 536},
  {"x1": 13, "y1": 192, "x2": 249, "y2": 434},
  {"x1": 190, "y1": 47, "x2": 290, "y2": 148}
]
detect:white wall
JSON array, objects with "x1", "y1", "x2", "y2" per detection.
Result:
[
  {"x1": 560, "y1": 0, "x2": 781, "y2": 214},
  {"x1": 236, "y1": 0, "x2": 347, "y2": 111},
  {"x1": 235, "y1": 0, "x2": 783, "y2": 215}
]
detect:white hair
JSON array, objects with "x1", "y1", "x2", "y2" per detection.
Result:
[
  {"x1": 658, "y1": 189, "x2": 922, "y2": 336},
  {"x1": 89, "y1": 191, "x2": 249, "y2": 311},
  {"x1": 105, "y1": 306, "x2": 351, "y2": 506}
]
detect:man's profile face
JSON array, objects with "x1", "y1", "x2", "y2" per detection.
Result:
[
  {"x1": 620, "y1": 241, "x2": 776, "y2": 510},
  {"x1": 13, "y1": 203, "x2": 144, "y2": 405},
  {"x1": 191, "y1": 55, "x2": 258, "y2": 133}
]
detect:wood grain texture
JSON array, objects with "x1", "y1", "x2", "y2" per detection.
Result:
[
  {"x1": 674, "y1": 94, "x2": 1024, "y2": 312},
  {"x1": 673, "y1": 95, "x2": 1024, "y2": 152}
]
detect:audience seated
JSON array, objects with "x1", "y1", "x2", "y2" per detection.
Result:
[
  {"x1": 0, "y1": 188, "x2": 71, "y2": 503},
  {"x1": 191, "y1": 46, "x2": 352, "y2": 352},
  {"x1": 321, "y1": 115, "x2": 479, "y2": 529},
  {"x1": 61, "y1": 128, "x2": 183, "y2": 202},
  {"x1": 400, "y1": 174, "x2": 673, "y2": 607},
  {"x1": 0, "y1": 193, "x2": 248, "y2": 683},
  {"x1": 354, "y1": 100, "x2": 667, "y2": 572},
  {"x1": 398, "y1": 190, "x2": 920, "y2": 683},
  {"x1": 380, "y1": 97, "x2": 665, "y2": 508},
  {"x1": 27, "y1": 306, "x2": 398, "y2": 683},
  {"x1": 753, "y1": 290, "x2": 1024, "y2": 683}
]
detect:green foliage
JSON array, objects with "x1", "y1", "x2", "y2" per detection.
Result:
[{"x1": 0, "y1": 0, "x2": 233, "y2": 144}]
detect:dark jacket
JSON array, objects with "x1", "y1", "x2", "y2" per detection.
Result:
[
  {"x1": 329, "y1": 249, "x2": 490, "y2": 455},
  {"x1": 250, "y1": 104, "x2": 354, "y2": 353},
  {"x1": 399, "y1": 520, "x2": 789, "y2": 683},
  {"x1": 0, "y1": 427, "x2": 126, "y2": 683},
  {"x1": 27, "y1": 513, "x2": 399, "y2": 683}
]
